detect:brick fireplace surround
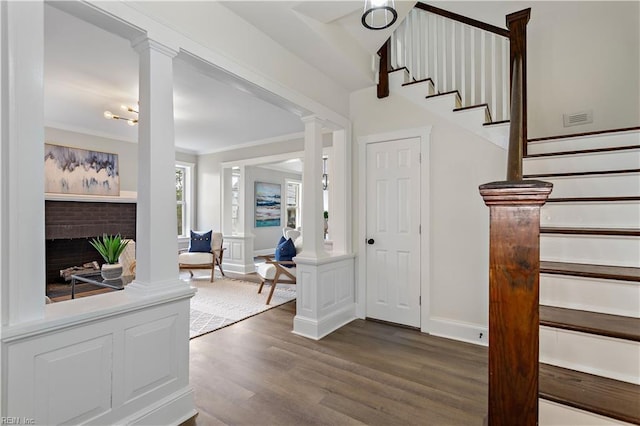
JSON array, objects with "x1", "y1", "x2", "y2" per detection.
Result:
[{"x1": 45, "y1": 200, "x2": 136, "y2": 284}]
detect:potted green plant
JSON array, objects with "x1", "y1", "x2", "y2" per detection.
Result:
[{"x1": 90, "y1": 234, "x2": 129, "y2": 280}]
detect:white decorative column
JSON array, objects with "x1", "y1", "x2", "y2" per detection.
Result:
[
  {"x1": 298, "y1": 116, "x2": 328, "y2": 259},
  {"x1": 329, "y1": 129, "x2": 351, "y2": 254},
  {"x1": 129, "y1": 37, "x2": 182, "y2": 292},
  {"x1": 0, "y1": 0, "x2": 45, "y2": 325},
  {"x1": 223, "y1": 165, "x2": 255, "y2": 274},
  {"x1": 221, "y1": 167, "x2": 233, "y2": 236},
  {"x1": 293, "y1": 118, "x2": 355, "y2": 340}
]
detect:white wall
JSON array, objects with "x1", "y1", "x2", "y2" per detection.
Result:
[
  {"x1": 45, "y1": 127, "x2": 197, "y2": 193},
  {"x1": 196, "y1": 138, "x2": 305, "y2": 234},
  {"x1": 350, "y1": 86, "x2": 507, "y2": 341},
  {"x1": 435, "y1": 1, "x2": 640, "y2": 138},
  {"x1": 245, "y1": 166, "x2": 302, "y2": 252}
]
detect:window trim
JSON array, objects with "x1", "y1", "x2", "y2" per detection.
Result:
[{"x1": 176, "y1": 161, "x2": 195, "y2": 239}]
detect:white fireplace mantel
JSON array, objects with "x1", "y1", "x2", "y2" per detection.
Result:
[{"x1": 45, "y1": 190, "x2": 137, "y2": 203}]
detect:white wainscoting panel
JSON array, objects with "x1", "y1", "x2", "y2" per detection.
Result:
[
  {"x1": 293, "y1": 254, "x2": 356, "y2": 340},
  {"x1": 34, "y1": 335, "x2": 113, "y2": 424},
  {"x1": 124, "y1": 315, "x2": 178, "y2": 402},
  {"x1": 4, "y1": 291, "x2": 195, "y2": 425}
]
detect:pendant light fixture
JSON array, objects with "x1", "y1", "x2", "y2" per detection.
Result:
[{"x1": 361, "y1": 0, "x2": 398, "y2": 30}]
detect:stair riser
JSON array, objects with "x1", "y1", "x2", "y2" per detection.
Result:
[
  {"x1": 538, "y1": 174, "x2": 640, "y2": 199},
  {"x1": 539, "y1": 400, "x2": 636, "y2": 426},
  {"x1": 399, "y1": 81, "x2": 436, "y2": 105},
  {"x1": 528, "y1": 130, "x2": 640, "y2": 155},
  {"x1": 541, "y1": 235, "x2": 640, "y2": 267},
  {"x1": 540, "y1": 274, "x2": 640, "y2": 318},
  {"x1": 540, "y1": 327, "x2": 640, "y2": 385},
  {"x1": 524, "y1": 149, "x2": 640, "y2": 175},
  {"x1": 388, "y1": 69, "x2": 411, "y2": 90},
  {"x1": 541, "y1": 202, "x2": 640, "y2": 228}
]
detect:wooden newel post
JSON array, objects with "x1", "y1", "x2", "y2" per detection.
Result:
[
  {"x1": 377, "y1": 38, "x2": 390, "y2": 99},
  {"x1": 479, "y1": 180, "x2": 553, "y2": 426}
]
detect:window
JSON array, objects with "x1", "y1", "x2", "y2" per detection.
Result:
[
  {"x1": 176, "y1": 162, "x2": 193, "y2": 238},
  {"x1": 231, "y1": 168, "x2": 240, "y2": 234},
  {"x1": 285, "y1": 180, "x2": 302, "y2": 229}
]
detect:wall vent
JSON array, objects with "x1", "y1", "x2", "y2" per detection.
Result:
[{"x1": 563, "y1": 110, "x2": 593, "y2": 127}]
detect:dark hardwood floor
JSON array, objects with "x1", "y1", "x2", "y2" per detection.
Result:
[{"x1": 189, "y1": 302, "x2": 489, "y2": 425}]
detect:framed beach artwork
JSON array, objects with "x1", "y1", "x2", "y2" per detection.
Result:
[
  {"x1": 255, "y1": 182, "x2": 281, "y2": 227},
  {"x1": 44, "y1": 143, "x2": 120, "y2": 196}
]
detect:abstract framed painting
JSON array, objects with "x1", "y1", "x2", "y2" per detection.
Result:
[
  {"x1": 255, "y1": 182, "x2": 281, "y2": 228},
  {"x1": 44, "y1": 143, "x2": 120, "y2": 196}
]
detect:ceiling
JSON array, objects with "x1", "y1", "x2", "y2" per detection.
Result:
[{"x1": 43, "y1": 2, "x2": 412, "y2": 155}]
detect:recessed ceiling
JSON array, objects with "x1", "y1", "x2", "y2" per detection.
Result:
[{"x1": 44, "y1": 3, "x2": 305, "y2": 155}]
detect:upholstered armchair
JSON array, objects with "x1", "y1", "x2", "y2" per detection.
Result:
[
  {"x1": 256, "y1": 228, "x2": 301, "y2": 304},
  {"x1": 178, "y1": 231, "x2": 225, "y2": 282}
]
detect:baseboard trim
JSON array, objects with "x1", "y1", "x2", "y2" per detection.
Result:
[
  {"x1": 126, "y1": 386, "x2": 197, "y2": 426},
  {"x1": 428, "y1": 317, "x2": 488, "y2": 347},
  {"x1": 293, "y1": 303, "x2": 356, "y2": 340},
  {"x1": 221, "y1": 262, "x2": 256, "y2": 274},
  {"x1": 539, "y1": 399, "x2": 634, "y2": 426}
]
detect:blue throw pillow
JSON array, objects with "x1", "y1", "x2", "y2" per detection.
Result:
[
  {"x1": 277, "y1": 235, "x2": 286, "y2": 247},
  {"x1": 275, "y1": 238, "x2": 296, "y2": 264},
  {"x1": 189, "y1": 230, "x2": 212, "y2": 253}
]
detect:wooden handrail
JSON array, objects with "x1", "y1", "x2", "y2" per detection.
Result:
[
  {"x1": 414, "y1": 3, "x2": 510, "y2": 38},
  {"x1": 377, "y1": 39, "x2": 390, "y2": 99},
  {"x1": 506, "y1": 9, "x2": 531, "y2": 177}
]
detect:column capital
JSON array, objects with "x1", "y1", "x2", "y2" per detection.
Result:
[
  {"x1": 131, "y1": 36, "x2": 178, "y2": 58},
  {"x1": 301, "y1": 115, "x2": 326, "y2": 127}
]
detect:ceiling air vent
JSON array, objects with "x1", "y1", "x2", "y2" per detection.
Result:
[{"x1": 563, "y1": 110, "x2": 593, "y2": 127}]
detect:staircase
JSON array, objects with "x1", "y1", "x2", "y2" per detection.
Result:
[
  {"x1": 379, "y1": 4, "x2": 640, "y2": 424},
  {"x1": 526, "y1": 128, "x2": 640, "y2": 425}
]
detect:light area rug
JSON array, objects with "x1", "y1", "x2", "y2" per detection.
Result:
[{"x1": 187, "y1": 274, "x2": 296, "y2": 339}]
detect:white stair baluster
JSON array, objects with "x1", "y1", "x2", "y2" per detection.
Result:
[
  {"x1": 442, "y1": 17, "x2": 447, "y2": 92},
  {"x1": 502, "y1": 36, "x2": 509, "y2": 121},
  {"x1": 461, "y1": 24, "x2": 466, "y2": 107},
  {"x1": 451, "y1": 21, "x2": 456, "y2": 98},
  {"x1": 433, "y1": 14, "x2": 439, "y2": 91},
  {"x1": 471, "y1": 27, "x2": 476, "y2": 105},
  {"x1": 491, "y1": 33, "x2": 497, "y2": 121},
  {"x1": 481, "y1": 30, "x2": 486, "y2": 104}
]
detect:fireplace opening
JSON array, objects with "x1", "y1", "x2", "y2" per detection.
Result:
[{"x1": 45, "y1": 200, "x2": 136, "y2": 286}]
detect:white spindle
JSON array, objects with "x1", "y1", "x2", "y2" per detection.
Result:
[
  {"x1": 502, "y1": 37, "x2": 509, "y2": 121},
  {"x1": 451, "y1": 21, "x2": 456, "y2": 97},
  {"x1": 441, "y1": 18, "x2": 447, "y2": 91},
  {"x1": 491, "y1": 34, "x2": 497, "y2": 120},
  {"x1": 471, "y1": 27, "x2": 476, "y2": 105},
  {"x1": 461, "y1": 25, "x2": 466, "y2": 106},
  {"x1": 480, "y1": 31, "x2": 486, "y2": 104},
  {"x1": 432, "y1": 14, "x2": 439, "y2": 90}
]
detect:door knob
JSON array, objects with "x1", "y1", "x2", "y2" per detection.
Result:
[{"x1": 367, "y1": 238, "x2": 375, "y2": 245}]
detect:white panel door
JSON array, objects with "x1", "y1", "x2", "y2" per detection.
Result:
[{"x1": 366, "y1": 137, "x2": 421, "y2": 327}]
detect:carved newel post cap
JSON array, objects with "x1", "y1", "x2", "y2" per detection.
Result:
[{"x1": 479, "y1": 180, "x2": 553, "y2": 206}]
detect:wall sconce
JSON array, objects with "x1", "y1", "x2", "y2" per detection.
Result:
[
  {"x1": 322, "y1": 157, "x2": 328, "y2": 190},
  {"x1": 362, "y1": 0, "x2": 398, "y2": 30}
]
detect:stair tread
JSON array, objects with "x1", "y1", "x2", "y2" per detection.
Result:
[
  {"x1": 540, "y1": 305, "x2": 640, "y2": 341},
  {"x1": 528, "y1": 126, "x2": 640, "y2": 143},
  {"x1": 540, "y1": 227, "x2": 640, "y2": 236},
  {"x1": 524, "y1": 168, "x2": 640, "y2": 179},
  {"x1": 539, "y1": 363, "x2": 640, "y2": 425},
  {"x1": 425, "y1": 90, "x2": 461, "y2": 100},
  {"x1": 525, "y1": 144, "x2": 640, "y2": 158},
  {"x1": 402, "y1": 78, "x2": 434, "y2": 87},
  {"x1": 540, "y1": 261, "x2": 640, "y2": 282}
]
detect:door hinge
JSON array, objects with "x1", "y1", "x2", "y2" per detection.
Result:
[
  {"x1": 419, "y1": 224, "x2": 421, "y2": 234},
  {"x1": 419, "y1": 296, "x2": 421, "y2": 306},
  {"x1": 418, "y1": 153, "x2": 422, "y2": 163}
]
